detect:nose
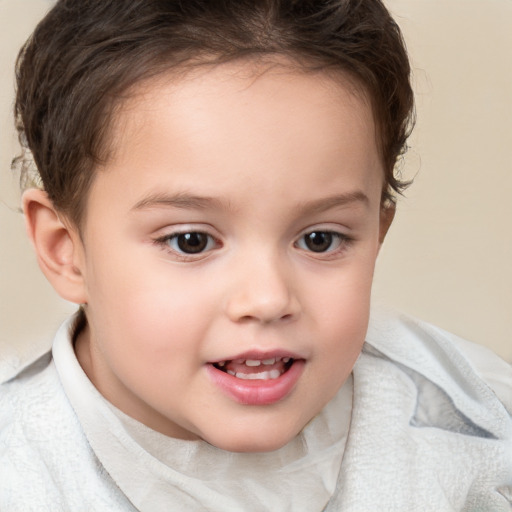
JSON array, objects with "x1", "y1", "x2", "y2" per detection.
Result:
[{"x1": 224, "y1": 252, "x2": 300, "y2": 324}]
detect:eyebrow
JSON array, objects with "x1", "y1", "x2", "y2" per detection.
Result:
[
  {"x1": 132, "y1": 192, "x2": 227, "y2": 212},
  {"x1": 131, "y1": 190, "x2": 370, "y2": 214},
  {"x1": 296, "y1": 191, "x2": 370, "y2": 215}
]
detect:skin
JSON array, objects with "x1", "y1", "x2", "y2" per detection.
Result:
[{"x1": 24, "y1": 62, "x2": 394, "y2": 452}]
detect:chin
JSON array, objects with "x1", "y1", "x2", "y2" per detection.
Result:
[
  {"x1": 210, "y1": 436, "x2": 296, "y2": 454},
  {"x1": 202, "y1": 420, "x2": 304, "y2": 453}
]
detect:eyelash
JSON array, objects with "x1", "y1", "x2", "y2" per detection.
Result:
[
  {"x1": 294, "y1": 230, "x2": 352, "y2": 257},
  {"x1": 153, "y1": 229, "x2": 352, "y2": 260},
  {"x1": 153, "y1": 231, "x2": 221, "y2": 260}
]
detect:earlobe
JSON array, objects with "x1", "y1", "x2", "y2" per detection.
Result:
[
  {"x1": 378, "y1": 203, "x2": 396, "y2": 245},
  {"x1": 22, "y1": 189, "x2": 87, "y2": 304}
]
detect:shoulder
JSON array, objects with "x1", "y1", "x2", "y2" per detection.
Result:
[
  {"x1": 0, "y1": 341, "x2": 82, "y2": 447},
  {"x1": 0, "y1": 332, "x2": 134, "y2": 511},
  {"x1": 363, "y1": 310, "x2": 512, "y2": 423},
  {"x1": 0, "y1": 354, "x2": 86, "y2": 507},
  {"x1": 335, "y1": 311, "x2": 512, "y2": 510},
  {"x1": 0, "y1": 353, "x2": 74, "y2": 508},
  {"x1": 0, "y1": 351, "x2": 61, "y2": 443}
]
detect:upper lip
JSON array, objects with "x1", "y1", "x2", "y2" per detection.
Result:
[{"x1": 208, "y1": 349, "x2": 305, "y2": 364}]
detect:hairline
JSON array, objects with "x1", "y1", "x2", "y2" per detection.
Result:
[{"x1": 75, "y1": 54, "x2": 381, "y2": 233}]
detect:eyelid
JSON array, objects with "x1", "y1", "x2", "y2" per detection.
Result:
[
  {"x1": 152, "y1": 225, "x2": 222, "y2": 260},
  {"x1": 294, "y1": 227, "x2": 353, "y2": 257}
]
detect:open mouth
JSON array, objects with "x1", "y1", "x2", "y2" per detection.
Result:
[
  {"x1": 212, "y1": 357, "x2": 295, "y2": 380},
  {"x1": 207, "y1": 355, "x2": 306, "y2": 405}
]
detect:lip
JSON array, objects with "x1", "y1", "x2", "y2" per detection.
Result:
[
  {"x1": 206, "y1": 358, "x2": 305, "y2": 406},
  {"x1": 208, "y1": 349, "x2": 304, "y2": 365}
]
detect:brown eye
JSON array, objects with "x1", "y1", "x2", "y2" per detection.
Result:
[
  {"x1": 303, "y1": 232, "x2": 333, "y2": 252},
  {"x1": 296, "y1": 231, "x2": 347, "y2": 254},
  {"x1": 171, "y1": 232, "x2": 211, "y2": 254}
]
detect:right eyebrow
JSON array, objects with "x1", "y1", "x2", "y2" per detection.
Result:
[{"x1": 131, "y1": 192, "x2": 230, "y2": 212}]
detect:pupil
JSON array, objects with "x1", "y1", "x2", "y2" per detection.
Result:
[
  {"x1": 177, "y1": 233, "x2": 208, "y2": 253},
  {"x1": 305, "y1": 232, "x2": 332, "y2": 252}
]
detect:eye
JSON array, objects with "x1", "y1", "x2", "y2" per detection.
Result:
[
  {"x1": 161, "y1": 232, "x2": 217, "y2": 254},
  {"x1": 296, "y1": 231, "x2": 347, "y2": 253}
]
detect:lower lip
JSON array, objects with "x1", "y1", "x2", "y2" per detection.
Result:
[{"x1": 206, "y1": 360, "x2": 305, "y2": 406}]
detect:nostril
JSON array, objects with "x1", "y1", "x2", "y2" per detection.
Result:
[
  {"x1": 236, "y1": 312, "x2": 294, "y2": 324},
  {"x1": 224, "y1": 279, "x2": 300, "y2": 324},
  {"x1": 238, "y1": 315, "x2": 257, "y2": 323}
]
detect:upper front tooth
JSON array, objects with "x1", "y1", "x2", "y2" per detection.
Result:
[
  {"x1": 245, "y1": 359, "x2": 262, "y2": 367},
  {"x1": 262, "y1": 358, "x2": 276, "y2": 365}
]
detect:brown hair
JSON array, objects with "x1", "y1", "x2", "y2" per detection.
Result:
[{"x1": 14, "y1": 0, "x2": 414, "y2": 227}]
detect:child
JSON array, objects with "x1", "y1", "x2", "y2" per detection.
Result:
[{"x1": 1, "y1": 0, "x2": 511, "y2": 510}]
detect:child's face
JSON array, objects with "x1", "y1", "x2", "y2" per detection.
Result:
[{"x1": 72, "y1": 62, "x2": 390, "y2": 452}]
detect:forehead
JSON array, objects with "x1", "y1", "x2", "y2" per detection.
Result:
[
  {"x1": 111, "y1": 60, "x2": 375, "y2": 157},
  {"x1": 88, "y1": 61, "x2": 382, "y2": 219}
]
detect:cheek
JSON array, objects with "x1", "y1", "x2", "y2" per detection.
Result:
[
  {"x1": 86, "y1": 275, "x2": 211, "y2": 401},
  {"x1": 84, "y1": 245, "x2": 218, "y2": 358},
  {"x1": 311, "y1": 255, "x2": 375, "y2": 327},
  {"x1": 309, "y1": 258, "x2": 375, "y2": 378},
  {"x1": 97, "y1": 279, "x2": 210, "y2": 351}
]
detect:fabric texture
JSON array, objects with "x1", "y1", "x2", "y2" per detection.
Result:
[{"x1": 1, "y1": 311, "x2": 511, "y2": 511}]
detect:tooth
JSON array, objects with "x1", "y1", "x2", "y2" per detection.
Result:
[
  {"x1": 262, "y1": 358, "x2": 276, "y2": 365},
  {"x1": 217, "y1": 361, "x2": 226, "y2": 367},
  {"x1": 239, "y1": 372, "x2": 262, "y2": 380},
  {"x1": 234, "y1": 370, "x2": 282, "y2": 380},
  {"x1": 245, "y1": 359, "x2": 261, "y2": 367},
  {"x1": 227, "y1": 370, "x2": 236, "y2": 376},
  {"x1": 233, "y1": 358, "x2": 245, "y2": 364},
  {"x1": 282, "y1": 357, "x2": 291, "y2": 363}
]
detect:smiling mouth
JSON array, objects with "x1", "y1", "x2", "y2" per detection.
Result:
[{"x1": 212, "y1": 357, "x2": 295, "y2": 380}]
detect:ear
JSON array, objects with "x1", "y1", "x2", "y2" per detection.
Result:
[
  {"x1": 378, "y1": 202, "x2": 395, "y2": 245},
  {"x1": 22, "y1": 189, "x2": 87, "y2": 304}
]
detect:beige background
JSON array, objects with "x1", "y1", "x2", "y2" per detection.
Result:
[{"x1": 1, "y1": 0, "x2": 511, "y2": 363}]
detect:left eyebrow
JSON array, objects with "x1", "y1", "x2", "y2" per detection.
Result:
[
  {"x1": 296, "y1": 191, "x2": 370, "y2": 216},
  {"x1": 131, "y1": 190, "x2": 369, "y2": 214},
  {"x1": 131, "y1": 192, "x2": 229, "y2": 212}
]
